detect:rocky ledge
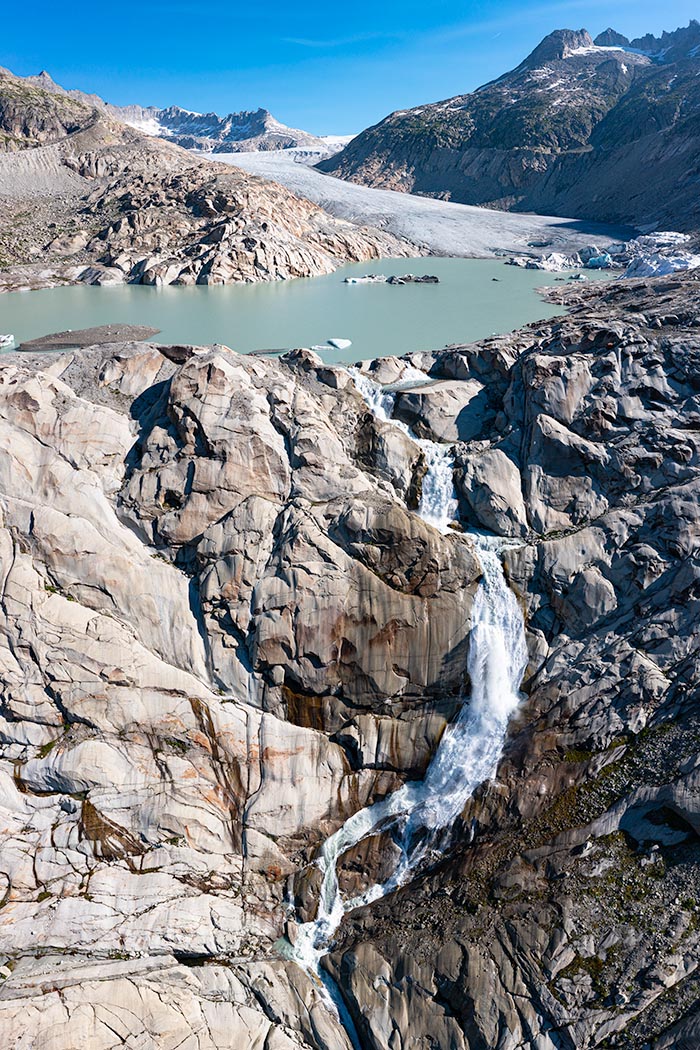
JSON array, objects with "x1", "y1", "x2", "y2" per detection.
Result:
[{"x1": 0, "y1": 272, "x2": 698, "y2": 1047}]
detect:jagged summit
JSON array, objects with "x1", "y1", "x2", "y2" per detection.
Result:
[
  {"x1": 519, "y1": 27, "x2": 593, "y2": 67},
  {"x1": 594, "y1": 28, "x2": 630, "y2": 47},
  {"x1": 133, "y1": 102, "x2": 328, "y2": 153},
  {"x1": 595, "y1": 19, "x2": 700, "y2": 60},
  {"x1": 626, "y1": 18, "x2": 700, "y2": 61}
]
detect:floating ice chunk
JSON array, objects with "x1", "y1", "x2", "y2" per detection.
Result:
[
  {"x1": 343, "y1": 273, "x2": 440, "y2": 285},
  {"x1": 531, "y1": 252, "x2": 579, "y2": 271},
  {"x1": 343, "y1": 274, "x2": 387, "y2": 284},
  {"x1": 508, "y1": 252, "x2": 579, "y2": 271},
  {"x1": 326, "y1": 337, "x2": 352, "y2": 350}
]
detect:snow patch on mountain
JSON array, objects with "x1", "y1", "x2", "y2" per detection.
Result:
[
  {"x1": 568, "y1": 45, "x2": 628, "y2": 56},
  {"x1": 121, "y1": 114, "x2": 166, "y2": 136}
]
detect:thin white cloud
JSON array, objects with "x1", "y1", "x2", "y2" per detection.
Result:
[
  {"x1": 283, "y1": 31, "x2": 402, "y2": 49},
  {"x1": 283, "y1": 0, "x2": 643, "y2": 58}
]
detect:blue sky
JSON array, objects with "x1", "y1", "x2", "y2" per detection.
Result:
[{"x1": 2, "y1": 1, "x2": 697, "y2": 133}]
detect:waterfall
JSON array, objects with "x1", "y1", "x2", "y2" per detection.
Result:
[
  {"x1": 286, "y1": 535, "x2": 527, "y2": 974},
  {"x1": 349, "y1": 366, "x2": 458, "y2": 531},
  {"x1": 280, "y1": 369, "x2": 527, "y2": 1026},
  {"x1": 416, "y1": 442, "x2": 459, "y2": 532}
]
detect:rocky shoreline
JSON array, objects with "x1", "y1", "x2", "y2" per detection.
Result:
[
  {"x1": 0, "y1": 138, "x2": 414, "y2": 292},
  {"x1": 0, "y1": 66, "x2": 415, "y2": 295},
  {"x1": 0, "y1": 271, "x2": 698, "y2": 1047}
]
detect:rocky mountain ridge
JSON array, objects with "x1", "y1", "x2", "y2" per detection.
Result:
[
  {"x1": 319, "y1": 20, "x2": 700, "y2": 231},
  {"x1": 594, "y1": 20, "x2": 700, "y2": 62},
  {"x1": 0, "y1": 271, "x2": 698, "y2": 1046},
  {"x1": 4, "y1": 67, "x2": 330, "y2": 153},
  {"x1": 0, "y1": 68, "x2": 412, "y2": 290}
]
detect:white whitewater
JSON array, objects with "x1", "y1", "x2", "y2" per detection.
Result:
[
  {"x1": 283, "y1": 370, "x2": 528, "y2": 995},
  {"x1": 349, "y1": 366, "x2": 458, "y2": 531},
  {"x1": 287, "y1": 537, "x2": 527, "y2": 976}
]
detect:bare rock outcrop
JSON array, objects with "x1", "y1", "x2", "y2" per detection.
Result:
[
  {"x1": 0, "y1": 336, "x2": 480, "y2": 1045},
  {"x1": 1, "y1": 272, "x2": 699, "y2": 1047},
  {"x1": 0, "y1": 69, "x2": 415, "y2": 292},
  {"x1": 322, "y1": 271, "x2": 700, "y2": 1050}
]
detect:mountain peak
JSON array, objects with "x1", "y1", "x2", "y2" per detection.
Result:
[
  {"x1": 594, "y1": 28, "x2": 630, "y2": 47},
  {"x1": 627, "y1": 20, "x2": 700, "y2": 60},
  {"x1": 1, "y1": 65, "x2": 329, "y2": 155},
  {"x1": 522, "y1": 28, "x2": 593, "y2": 67}
]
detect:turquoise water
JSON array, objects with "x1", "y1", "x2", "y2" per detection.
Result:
[{"x1": 0, "y1": 257, "x2": 602, "y2": 363}]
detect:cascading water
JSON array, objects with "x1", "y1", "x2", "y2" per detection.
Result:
[
  {"x1": 286, "y1": 538, "x2": 527, "y2": 972},
  {"x1": 280, "y1": 368, "x2": 528, "y2": 1032},
  {"x1": 349, "y1": 366, "x2": 458, "y2": 531}
]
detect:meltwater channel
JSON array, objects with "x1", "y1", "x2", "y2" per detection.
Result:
[{"x1": 279, "y1": 367, "x2": 529, "y2": 1038}]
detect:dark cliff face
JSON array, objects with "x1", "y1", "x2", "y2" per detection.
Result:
[
  {"x1": 319, "y1": 21, "x2": 700, "y2": 230},
  {"x1": 522, "y1": 57, "x2": 700, "y2": 229}
]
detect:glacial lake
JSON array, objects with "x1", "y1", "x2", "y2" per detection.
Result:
[{"x1": 1, "y1": 257, "x2": 607, "y2": 363}]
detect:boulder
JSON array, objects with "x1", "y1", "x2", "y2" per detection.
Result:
[
  {"x1": 394, "y1": 379, "x2": 490, "y2": 442},
  {"x1": 455, "y1": 446, "x2": 529, "y2": 538},
  {"x1": 78, "y1": 265, "x2": 125, "y2": 286}
]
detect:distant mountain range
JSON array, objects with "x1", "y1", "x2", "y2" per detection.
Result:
[
  {"x1": 0, "y1": 67, "x2": 334, "y2": 153},
  {"x1": 320, "y1": 20, "x2": 700, "y2": 230}
]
